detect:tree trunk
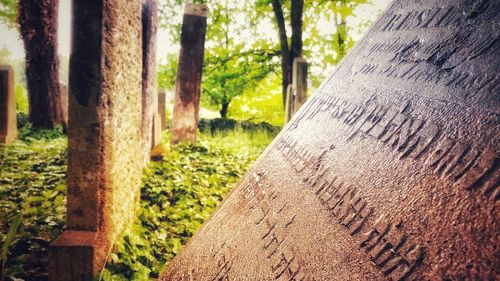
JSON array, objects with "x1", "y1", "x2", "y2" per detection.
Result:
[
  {"x1": 271, "y1": 0, "x2": 290, "y2": 108},
  {"x1": 220, "y1": 101, "x2": 229, "y2": 118},
  {"x1": 18, "y1": 0, "x2": 63, "y2": 129},
  {"x1": 290, "y1": 0, "x2": 304, "y2": 60}
]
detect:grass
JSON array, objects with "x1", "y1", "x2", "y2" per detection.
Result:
[{"x1": 0, "y1": 125, "x2": 277, "y2": 281}]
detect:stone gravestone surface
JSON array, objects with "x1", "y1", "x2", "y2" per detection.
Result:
[
  {"x1": 0, "y1": 66, "x2": 17, "y2": 144},
  {"x1": 292, "y1": 57, "x2": 307, "y2": 114},
  {"x1": 171, "y1": 3, "x2": 208, "y2": 144},
  {"x1": 284, "y1": 84, "x2": 294, "y2": 124},
  {"x1": 58, "y1": 82, "x2": 68, "y2": 129},
  {"x1": 49, "y1": 1, "x2": 143, "y2": 280},
  {"x1": 142, "y1": 0, "x2": 159, "y2": 158},
  {"x1": 161, "y1": 0, "x2": 499, "y2": 280},
  {"x1": 158, "y1": 90, "x2": 167, "y2": 130}
]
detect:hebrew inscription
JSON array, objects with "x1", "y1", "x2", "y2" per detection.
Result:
[{"x1": 161, "y1": 0, "x2": 499, "y2": 280}]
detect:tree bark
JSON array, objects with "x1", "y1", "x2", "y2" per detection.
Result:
[
  {"x1": 271, "y1": 0, "x2": 290, "y2": 108},
  {"x1": 290, "y1": 0, "x2": 304, "y2": 60},
  {"x1": 18, "y1": 0, "x2": 63, "y2": 129}
]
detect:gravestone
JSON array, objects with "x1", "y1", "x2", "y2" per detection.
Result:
[
  {"x1": 284, "y1": 85, "x2": 294, "y2": 124},
  {"x1": 0, "y1": 66, "x2": 17, "y2": 144},
  {"x1": 58, "y1": 82, "x2": 68, "y2": 129},
  {"x1": 158, "y1": 90, "x2": 167, "y2": 130},
  {"x1": 292, "y1": 57, "x2": 307, "y2": 113},
  {"x1": 152, "y1": 113, "x2": 162, "y2": 147},
  {"x1": 142, "y1": 0, "x2": 159, "y2": 158},
  {"x1": 161, "y1": 0, "x2": 500, "y2": 280},
  {"x1": 171, "y1": 3, "x2": 208, "y2": 144},
  {"x1": 49, "y1": 1, "x2": 143, "y2": 280}
]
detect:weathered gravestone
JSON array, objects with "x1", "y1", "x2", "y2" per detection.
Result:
[
  {"x1": 292, "y1": 57, "x2": 308, "y2": 114},
  {"x1": 58, "y1": 82, "x2": 68, "y2": 129},
  {"x1": 284, "y1": 85, "x2": 294, "y2": 124},
  {"x1": 171, "y1": 3, "x2": 208, "y2": 144},
  {"x1": 49, "y1": 1, "x2": 143, "y2": 280},
  {"x1": 158, "y1": 90, "x2": 167, "y2": 130},
  {"x1": 285, "y1": 58, "x2": 308, "y2": 125},
  {"x1": 142, "y1": 0, "x2": 159, "y2": 157},
  {"x1": 161, "y1": 0, "x2": 499, "y2": 280},
  {"x1": 0, "y1": 66, "x2": 17, "y2": 144}
]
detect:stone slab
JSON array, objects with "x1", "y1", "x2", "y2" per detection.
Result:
[
  {"x1": 0, "y1": 66, "x2": 17, "y2": 144},
  {"x1": 161, "y1": 0, "x2": 500, "y2": 280},
  {"x1": 49, "y1": 0, "x2": 143, "y2": 279},
  {"x1": 158, "y1": 90, "x2": 167, "y2": 130},
  {"x1": 292, "y1": 57, "x2": 307, "y2": 113},
  {"x1": 171, "y1": 3, "x2": 208, "y2": 144},
  {"x1": 142, "y1": 0, "x2": 158, "y2": 158}
]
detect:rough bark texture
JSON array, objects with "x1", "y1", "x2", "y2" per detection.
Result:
[
  {"x1": 290, "y1": 0, "x2": 304, "y2": 61},
  {"x1": 141, "y1": 0, "x2": 158, "y2": 161},
  {"x1": 0, "y1": 66, "x2": 17, "y2": 143},
  {"x1": 171, "y1": 4, "x2": 208, "y2": 144},
  {"x1": 49, "y1": 0, "x2": 143, "y2": 279},
  {"x1": 18, "y1": 0, "x2": 63, "y2": 129}
]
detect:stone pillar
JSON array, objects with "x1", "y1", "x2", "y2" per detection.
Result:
[
  {"x1": 292, "y1": 57, "x2": 307, "y2": 113},
  {"x1": 0, "y1": 66, "x2": 17, "y2": 144},
  {"x1": 142, "y1": 0, "x2": 158, "y2": 158},
  {"x1": 49, "y1": 1, "x2": 143, "y2": 280},
  {"x1": 158, "y1": 90, "x2": 167, "y2": 130},
  {"x1": 284, "y1": 84, "x2": 294, "y2": 124},
  {"x1": 58, "y1": 82, "x2": 68, "y2": 129},
  {"x1": 171, "y1": 3, "x2": 208, "y2": 144}
]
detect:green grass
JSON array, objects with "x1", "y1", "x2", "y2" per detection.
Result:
[
  {"x1": 0, "y1": 130, "x2": 67, "y2": 281},
  {"x1": 0, "y1": 127, "x2": 277, "y2": 281}
]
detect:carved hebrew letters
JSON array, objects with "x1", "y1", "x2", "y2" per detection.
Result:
[{"x1": 161, "y1": 1, "x2": 499, "y2": 279}]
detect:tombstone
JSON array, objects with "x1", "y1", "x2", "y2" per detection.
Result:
[
  {"x1": 171, "y1": 3, "x2": 208, "y2": 144},
  {"x1": 284, "y1": 84, "x2": 294, "y2": 124},
  {"x1": 292, "y1": 57, "x2": 307, "y2": 113},
  {"x1": 142, "y1": 0, "x2": 159, "y2": 158},
  {"x1": 158, "y1": 90, "x2": 167, "y2": 130},
  {"x1": 160, "y1": 0, "x2": 500, "y2": 280},
  {"x1": 152, "y1": 113, "x2": 162, "y2": 148},
  {"x1": 0, "y1": 66, "x2": 17, "y2": 144},
  {"x1": 49, "y1": 1, "x2": 143, "y2": 280},
  {"x1": 58, "y1": 82, "x2": 68, "y2": 129}
]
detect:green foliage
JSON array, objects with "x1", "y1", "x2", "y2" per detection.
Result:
[
  {"x1": 15, "y1": 84, "x2": 28, "y2": 114},
  {"x1": 157, "y1": 0, "x2": 280, "y2": 118},
  {"x1": 0, "y1": 0, "x2": 17, "y2": 28},
  {"x1": 1, "y1": 213, "x2": 21, "y2": 281},
  {"x1": 0, "y1": 131, "x2": 67, "y2": 281},
  {"x1": 229, "y1": 73, "x2": 285, "y2": 126}
]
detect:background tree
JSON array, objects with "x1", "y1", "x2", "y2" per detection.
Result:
[
  {"x1": 158, "y1": 0, "x2": 384, "y2": 124},
  {"x1": 261, "y1": 0, "x2": 304, "y2": 107},
  {"x1": 0, "y1": 0, "x2": 16, "y2": 27},
  {"x1": 18, "y1": 0, "x2": 63, "y2": 128},
  {"x1": 159, "y1": 0, "x2": 280, "y2": 118}
]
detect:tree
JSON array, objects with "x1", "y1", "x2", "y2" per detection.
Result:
[
  {"x1": 267, "y1": 0, "x2": 304, "y2": 107},
  {"x1": 158, "y1": 0, "x2": 280, "y2": 118},
  {"x1": 203, "y1": 47, "x2": 278, "y2": 118},
  {"x1": 18, "y1": 0, "x2": 64, "y2": 128}
]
